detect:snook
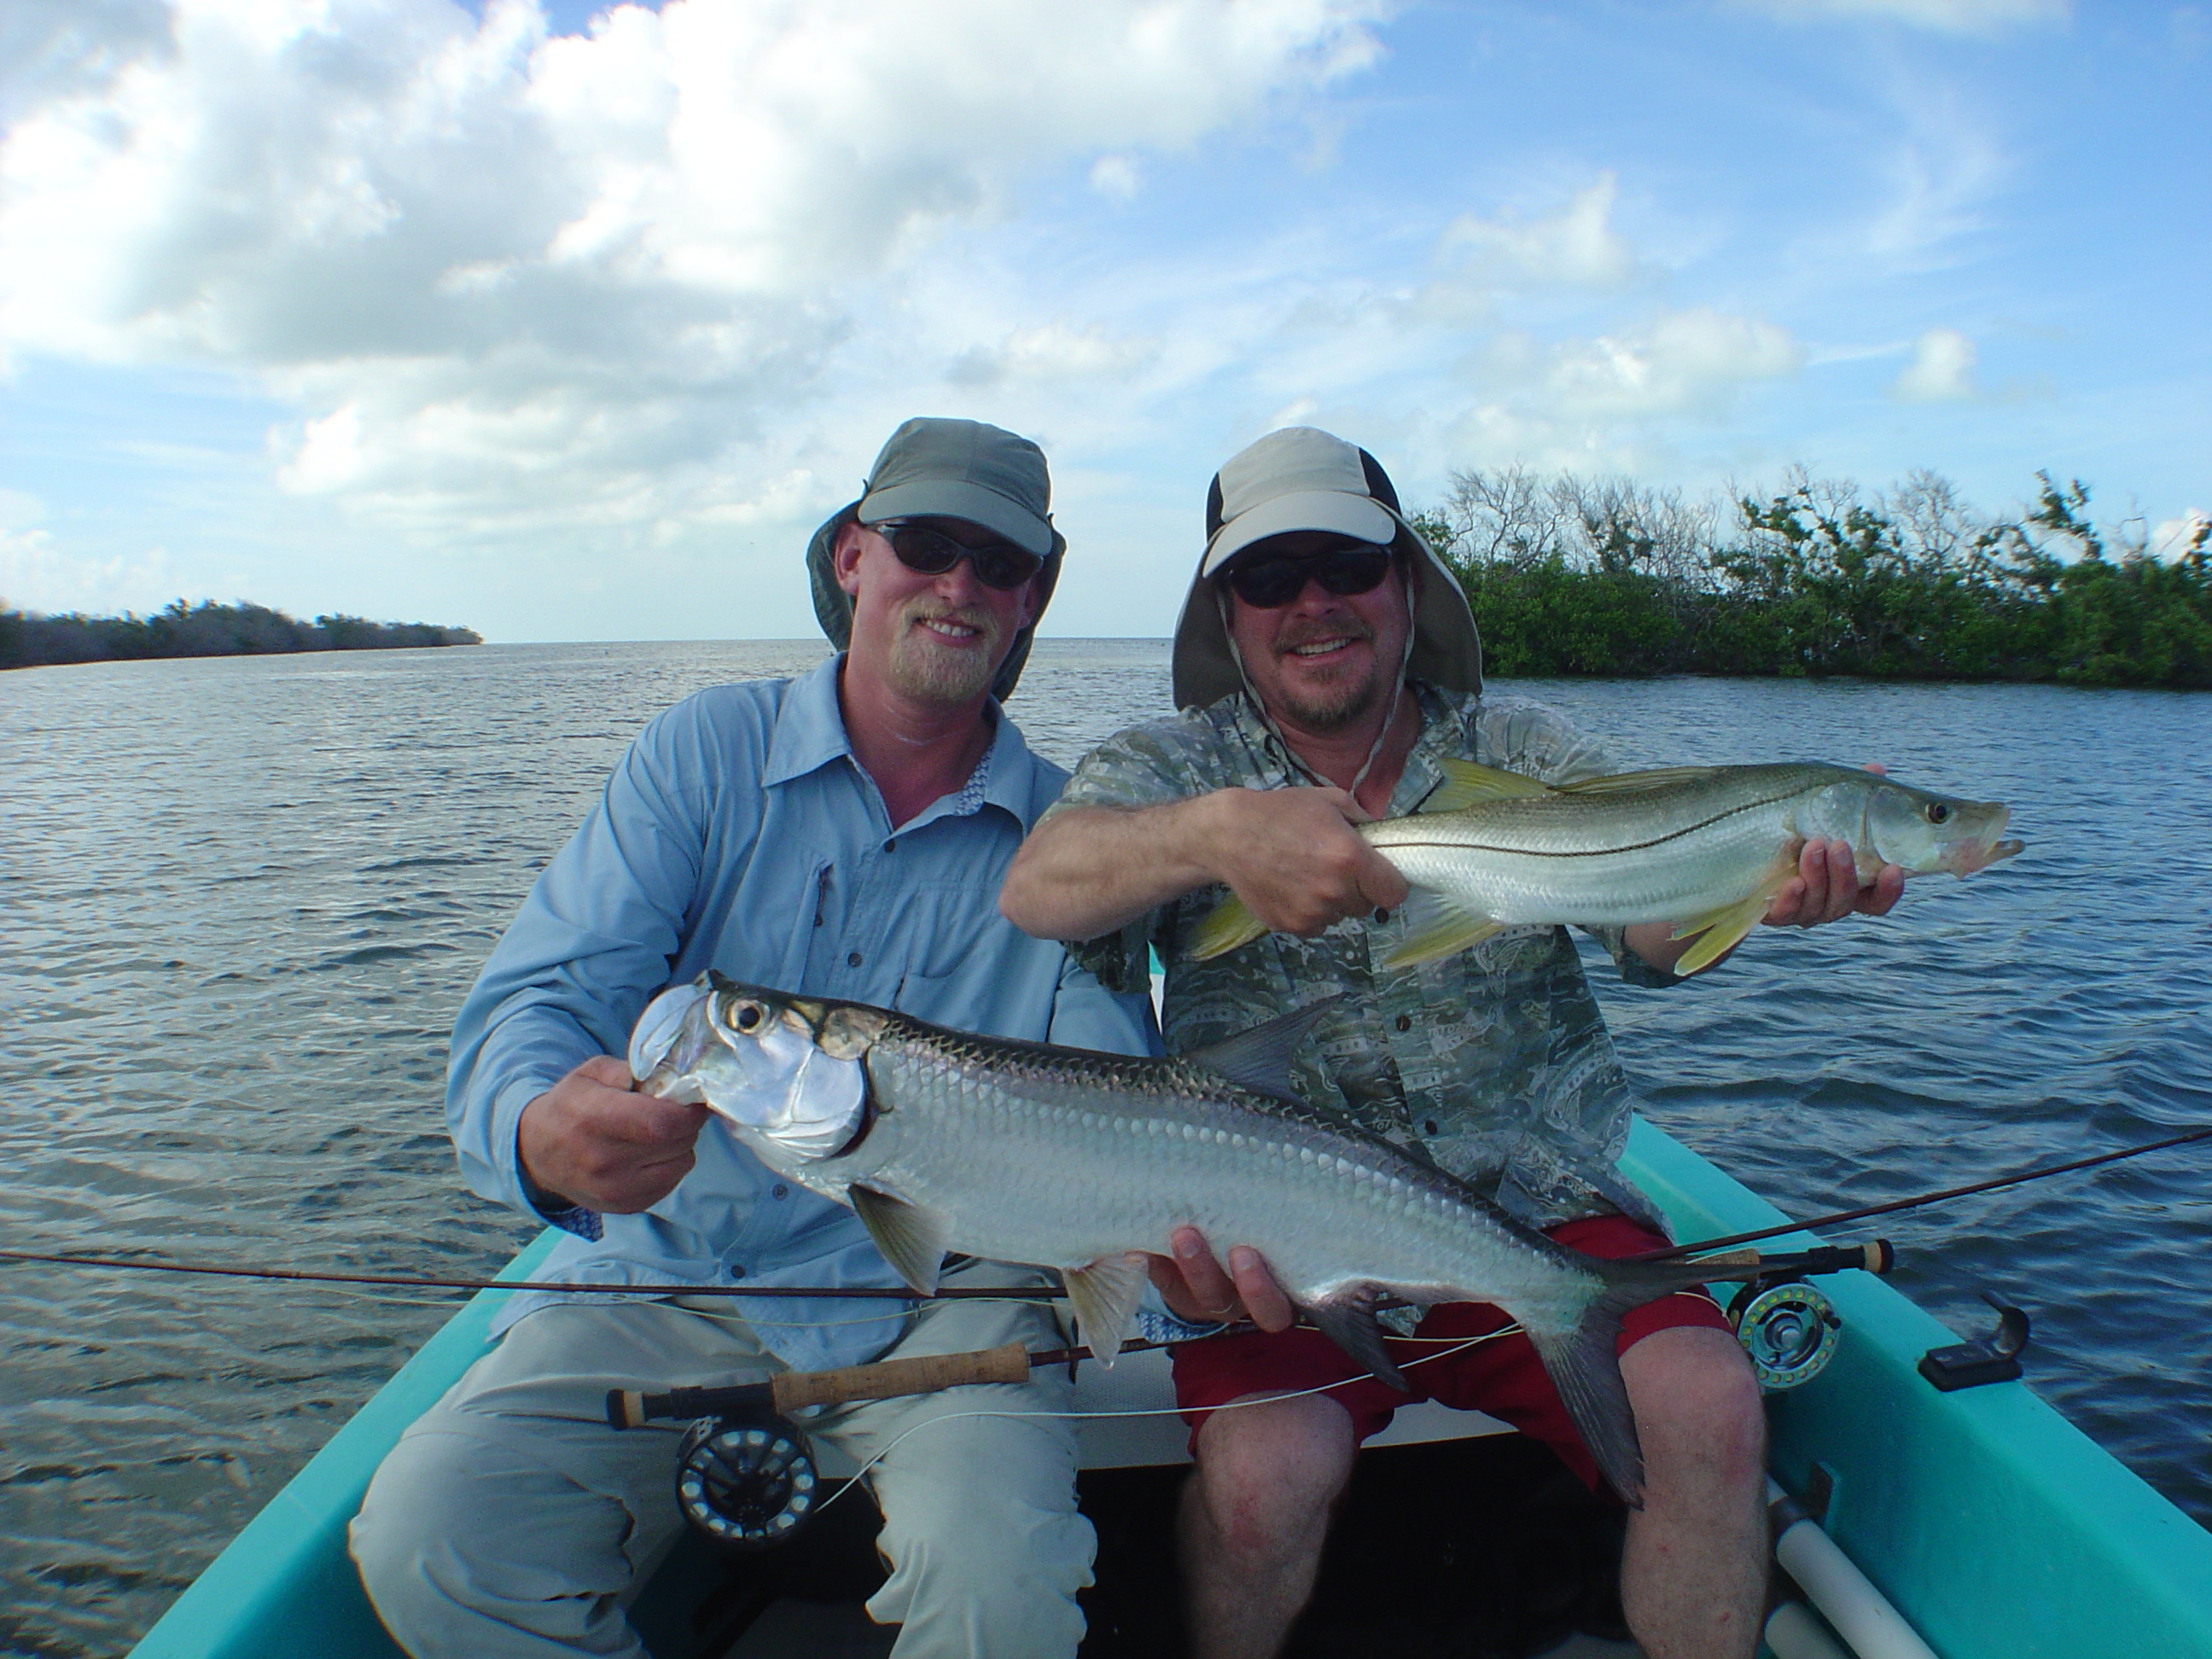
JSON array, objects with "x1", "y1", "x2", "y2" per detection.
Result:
[
  {"x1": 1191, "y1": 760, "x2": 2023, "y2": 971},
  {"x1": 631, "y1": 974, "x2": 1724, "y2": 1504}
]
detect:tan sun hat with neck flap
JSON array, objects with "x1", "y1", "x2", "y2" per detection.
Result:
[{"x1": 1170, "y1": 425, "x2": 1483, "y2": 712}]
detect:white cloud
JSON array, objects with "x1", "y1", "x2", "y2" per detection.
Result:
[
  {"x1": 2151, "y1": 510, "x2": 2209, "y2": 561},
  {"x1": 1732, "y1": 0, "x2": 2068, "y2": 32},
  {"x1": 1, "y1": 522, "x2": 182, "y2": 615},
  {"x1": 1892, "y1": 326, "x2": 1978, "y2": 400},
  {"x1": 1436, "y1": 173, "x2": 1639, "y2": 292},
  {"x1": 0, "y1": 0, "x2": 1386, "y2": 541},
  {"x1": 1540, "y1": 307, "x2": 1804, "y2": 418}
]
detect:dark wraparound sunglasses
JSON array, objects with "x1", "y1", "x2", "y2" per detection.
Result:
[
  {"x1": 1220, "y1": 543, "x2": 1394, "y2": 609},
  {"x1": 868, "y1": 520, "x2": 1044, "y2": 591}
]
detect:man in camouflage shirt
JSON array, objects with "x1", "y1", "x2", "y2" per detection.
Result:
[{"x1": 1000, "y1": 427, "x2": 1903, "y2": 1659}]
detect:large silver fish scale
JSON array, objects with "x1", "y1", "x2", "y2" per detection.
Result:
[{"x1": 807, "y1": 1018, "x2": 1609, "y2": 1343}]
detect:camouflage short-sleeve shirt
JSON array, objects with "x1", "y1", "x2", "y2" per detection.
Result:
[{"x1": 1045, "y1": 684, "x2": 1682, "y2": 1231}]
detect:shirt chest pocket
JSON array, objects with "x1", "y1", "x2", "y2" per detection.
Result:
[{"x1": 882, "y1": 879, "x2": 1059, "y2": 1031}]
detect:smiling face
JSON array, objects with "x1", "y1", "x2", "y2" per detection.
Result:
[
  {"x1": 834, "y1": 517, "x2": 1039, "y2": 708},
  {"x1": 1221, "y1": 530, "x2": 1413, "y2": 737}
]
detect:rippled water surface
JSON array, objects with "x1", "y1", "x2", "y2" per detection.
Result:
[{"x1": 3, "y1": 642, "x2": 2207, "y2": 1656}]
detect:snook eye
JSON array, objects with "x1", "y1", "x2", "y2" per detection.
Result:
[{"x1": 1925, "y1": 802, "x2": 1952, "y2": 826}]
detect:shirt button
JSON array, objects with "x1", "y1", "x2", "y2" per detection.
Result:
[
  {"x1": 883, "y1": 838, "x2": 897, "y2": 853},
  {"x1": 727, "y1": 1263, "x2": 747, "y2": 1280},
  {"x1": 1374, "y1": 907, "x2": 1391, "y2": 924},
  {"x1": 771, "y1": 1184, "x2": 789, "y2": 1200},
  {"x1": 847, "y1": 951, "x2": 863, "y2": 968},
  {"x1": 1394, "y1": 1015, "x2": 1412, "y2": 1033}
]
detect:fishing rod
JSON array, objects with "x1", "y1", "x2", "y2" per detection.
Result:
[
  {"x1": 4, "y1": 1125, "x2": 2198, "y2": 1301},
  {"x1": 1644, "y1": 1122, "x2": 2212, "y2": 1264}
]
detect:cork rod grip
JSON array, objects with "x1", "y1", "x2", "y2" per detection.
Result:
[{"x1": 769, "y1": 1340, "x2": 1033, "y2": 1412}]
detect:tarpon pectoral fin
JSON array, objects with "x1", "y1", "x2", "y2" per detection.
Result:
[
  {"x1": 1378, "y1": 889, "x2": 1505, "y2": 970},
  {"x1": 1064, "y1": 1253, "x2": 1151, "y2": 1366},
  {"x1": 1420, "y1": 758, "x2": 1554, "y2": 812},
  {"x1": 850, "y1": 1186, "x2": 949, "y2": 1296},
  {"x1": 1552, "y1": 765, "x2": 1724, "y2": 795},
  {"x1": 1304, "y1": 1285, "x2": 1411, "y2": 1394},
  {"x1": 1188, "y1": 892, "x2": 1269, "y2": 960},
  {"x1": 1186, "y1": 996, "x2": 1344, "y2": 1105}
]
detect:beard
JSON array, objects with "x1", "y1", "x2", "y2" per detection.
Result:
[
  {"x1": 885, "y1": 600, "x2": 1008, "y2": 706},
  {"x1": 1267, "y1": 625, "x2": 1394, "y2": 734}
]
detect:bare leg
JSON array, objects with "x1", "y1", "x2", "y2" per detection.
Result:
[
  {"x1": 1618, "y1": 1324, "x2": 1769, "y2": 1659},
  {"x1": 1178, "y1": 1392, "x2": 1358, "y2": 1659}
]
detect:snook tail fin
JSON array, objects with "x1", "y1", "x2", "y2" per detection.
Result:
[{"x1": 1521, "y1": 1257, "x2": 1726, "y2": 1510}]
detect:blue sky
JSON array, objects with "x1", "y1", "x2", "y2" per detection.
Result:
[{"x1": 2, "y1": 0, "x2": 2205, "y2": 641}]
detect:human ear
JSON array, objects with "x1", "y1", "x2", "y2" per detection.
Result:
[{"x1": 832, "y1": 521, "x2": 866, "y2": 597}]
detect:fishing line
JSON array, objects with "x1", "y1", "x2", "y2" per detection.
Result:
[
  {"x1": 804, "y1": 1325, "x2": 1522, "y2": 1524},
  {"x1": 1643, "y1": 1123, "x2": 2212, "y2": 1263}
]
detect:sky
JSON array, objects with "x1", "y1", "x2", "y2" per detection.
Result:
[{"x1": 1, "y1": 0, "x2": 2205, "y2": 642}]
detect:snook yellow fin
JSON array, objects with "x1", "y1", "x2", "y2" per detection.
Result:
[
  {"x1": 1553, "y1": 765, "x2": 1723, "y2": 795},
  {"x1": 1188, "y1": 891, "x2": 1269, "y2": 960},
  {"x1": 1378, "y1": 889, "x2": 1505, "y2": 969},
  {"x1": 1421, "y1": 758, "x2": 1554, "y2": 813},
  {"x1": 1665, "y1": 857, "x2": 1796, "y2": 973}
]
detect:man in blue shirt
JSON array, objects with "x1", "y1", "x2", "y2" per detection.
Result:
[{"x1": 352, "y1": 418, "x2": 1156, "y2": 1659}]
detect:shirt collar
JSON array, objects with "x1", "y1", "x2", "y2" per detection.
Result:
[{"x1": 761, "y1": 653, "x2": 1040, "y2": 825}]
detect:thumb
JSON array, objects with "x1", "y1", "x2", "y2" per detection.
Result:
[{"x1": 577, "y1": 1053, "x2": 637, "y2": 1091}]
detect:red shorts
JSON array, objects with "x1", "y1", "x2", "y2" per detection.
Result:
[{"x1": 1170, "y1": 1214, "x2": 1732, "y2": 1493}]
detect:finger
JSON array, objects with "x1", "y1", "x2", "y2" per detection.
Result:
[
  {"x1": 1763, "y1": 875, "x2": 1808, "y2": 928},
  {"x1": 1227, "y1": 1246, "x2": 1295, "y2": 1333},
  {"x1": 605, "y1": 1091, "x2": 712, "y2": 1148},
  {"x1": 575, "y1": 1053, "x2": 637, "y2": 1090},
  {"x1": 1168, "y1": 1226, "x2": 1242, "y2": 1320},
  {"x1": 1860, "y1": 761, "x2": 1889, "y2": 777},
  {"x1": 1313, "y1": 784, "x2": 1373, "y2": 825},
  {"x1": 1354, "y1": 847, "x2": 1411, "y2": 911},
  {"x1": 1858, "y1": 863, "x2": 1906, "y2": 917}
]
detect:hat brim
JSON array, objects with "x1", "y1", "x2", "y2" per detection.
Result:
[
  {"x1": 1201, "y1": 491, "x2": 1398, "y2": 577},
  {"x1": 857, "y1": 478, "x2": 1054, "y2": 558}
]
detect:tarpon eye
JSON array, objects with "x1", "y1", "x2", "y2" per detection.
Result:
[
  {"x1": 1926, "y1": 802, "x2": 1952, "y2": 825},
  {"x1": 727, "y1": 999, "x2": 765, "y2": 1033}
]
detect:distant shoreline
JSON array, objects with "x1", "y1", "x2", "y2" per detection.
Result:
[{"x1": 2, "y1": 600, "x2": 481, "y2": 672}]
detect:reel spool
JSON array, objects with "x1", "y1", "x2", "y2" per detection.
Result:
[
  {"x1": 1728, "y1": 1278, "x2": 1841, "y2": 1390},
  {"x1": 674, "y1": 1411, "x2": 820, "y2": 1549}
]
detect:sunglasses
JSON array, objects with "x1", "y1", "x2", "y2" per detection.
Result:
[
  {"x1": 869, "y1": 520, "x2": 1044, "y2": 592},
  {"x1": 1220, "y1": 543, "x2": 1395, "y2": 609}
]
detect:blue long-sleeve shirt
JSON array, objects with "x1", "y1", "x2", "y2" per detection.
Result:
[{"x1": 448, "y1": 655, "x2": 1159, "y2": 1371}]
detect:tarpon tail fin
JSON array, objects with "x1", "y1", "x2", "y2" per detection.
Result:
[
  {"x1": 1522, "y1": 1257, "x2": 1725, "y2": 1510},
  {"x1": 1188, "y1": 892, "x2": 1269, "y2": 960}
]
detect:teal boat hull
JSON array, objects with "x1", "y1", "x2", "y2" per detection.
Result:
[{"x1": 126, "y1": 1121, "x2": 2212, "y2": 1659}]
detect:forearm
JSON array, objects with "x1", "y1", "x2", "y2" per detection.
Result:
[
  {"x1": 1623, "y1": 920, "x2": 1700, "y2": 975},
  {"x1": 1001, "y1": 798, "x2": 1225, "y2": 940}
]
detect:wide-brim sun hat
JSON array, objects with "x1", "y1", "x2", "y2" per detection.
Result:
[
  {"x1": 1170, "y1": 426, "x2": 1482, "y2": 712},
  {"x1": 806, "y1": 416, "x2": 1066, "y2": 702}
]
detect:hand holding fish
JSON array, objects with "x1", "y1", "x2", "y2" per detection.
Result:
[
  {"x1": 516, "y1": 1055, "x2": 711, "y2": 1214},
  {"x1": 1202, "y1": 785, "x2": 1411, "y2": 939},
  {"x1": 1149, "y1": 1225, "x2": 1295, "y2": 1332}
]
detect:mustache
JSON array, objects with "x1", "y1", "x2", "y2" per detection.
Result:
[{"x1": 901, "y1": 602, "x2": 998, "y2": 636}]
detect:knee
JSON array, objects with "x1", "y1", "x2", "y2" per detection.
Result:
[
  {"x1": 1189, "y1": 1397, "x2": 1355, "y2": 1563},
  {"x1": 1625, "y1": 1328, "x2": 1767, "y2": 1495}
]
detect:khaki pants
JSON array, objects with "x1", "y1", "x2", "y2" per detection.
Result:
[{"x1": 351, "y1": 1261, "x2": 1091, "y2": 1658}]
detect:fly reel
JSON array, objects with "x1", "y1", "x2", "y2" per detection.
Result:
[
  {"x1": 1728, "y1": 1278, "x2": 1841, "y2": 1390},
  {"x1": 674, "y1": 1410, "x2": 820, "y2": 1549}
]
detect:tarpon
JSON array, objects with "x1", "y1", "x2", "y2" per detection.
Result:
[
  {"x1": 629, "y1": 974, "x2": 1731, "y2": 1504},
  {"x1": 1190, "y1": 760, "x2": 2023, "y2": 971}
]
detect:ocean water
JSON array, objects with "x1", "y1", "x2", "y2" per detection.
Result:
[{"x1": 2, "y1": 639, "x2": 2206, "y2": 1655}]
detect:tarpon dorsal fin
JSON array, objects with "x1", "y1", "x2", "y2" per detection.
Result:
[
  {"x1": 1187, "y1": 891, "x2": 1269, "y2": 961},
  {"x1": 1064, "y1": 1253, "x2": 1151, "y2": 1365},
  {"x1": 1418, "y1": 757, "x2": 1553, "y2": 812},
  {"x1": 1551, "y1": 765, "x2": 1723, "y2": 795},
  {"x1": 850, "y1": 1185, "x2": 948, "y2": 1295},
  {"x1": 1185, "y1": 997, "x2": 1341, "y2": 1104},
  {"x1": 1304, "y1": 1285, "x2": 1412, "y2": 1393},
  {"x1": 1378, "y1": 889, "x2": 1505, "y2": 970}
]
